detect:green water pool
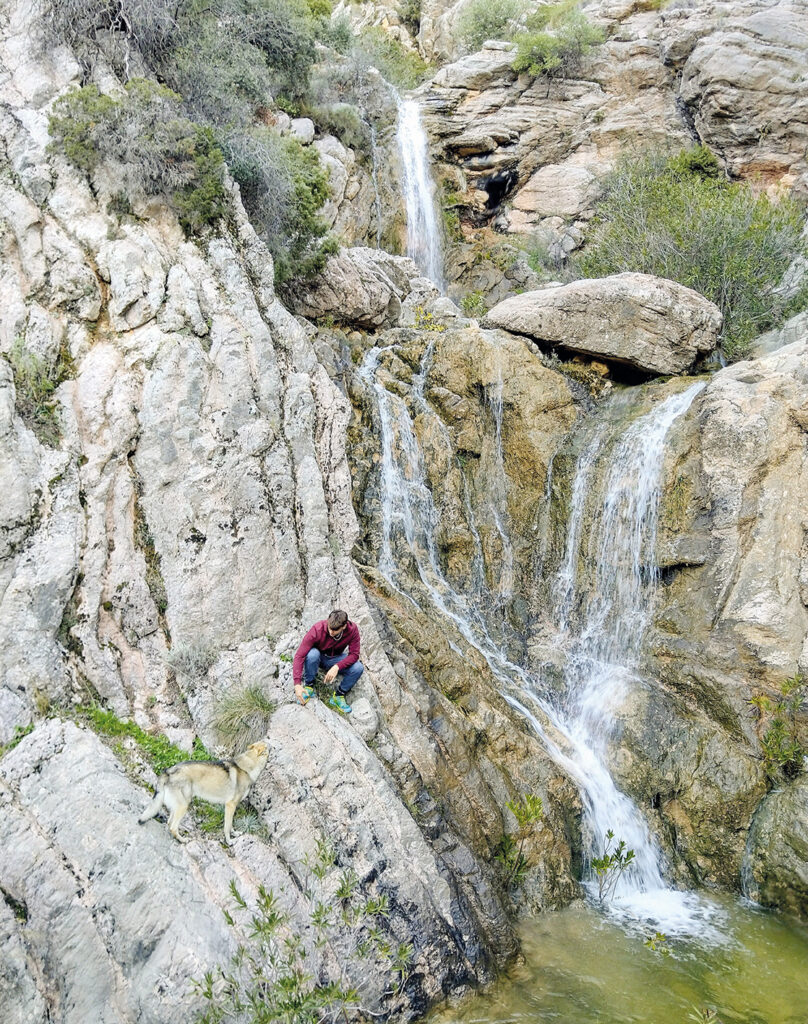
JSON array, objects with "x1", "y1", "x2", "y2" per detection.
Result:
[{"x1": 430, "y1": 895, "x2": 808, "y2": 1024}]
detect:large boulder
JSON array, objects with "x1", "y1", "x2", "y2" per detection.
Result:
[
  {"x1": 482, "y1": 274, "x2": 721, "y2": 375},
  {"x1": 289, "y1": 247, "x2": 436, "y2": 329}
]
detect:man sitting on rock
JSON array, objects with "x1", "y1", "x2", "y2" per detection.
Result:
[{"x1": 292, "y1": 609, "x2": 363, "y2": 714}]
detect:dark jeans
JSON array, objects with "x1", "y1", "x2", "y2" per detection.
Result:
[{"x1": 303, "y1": 648, "x2": 364, "y2": 694}]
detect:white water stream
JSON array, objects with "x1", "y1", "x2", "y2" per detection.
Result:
[
  {"x1": 396, "y1": 99, "x2": 444, "y2": 288},
  {"x1": 362, "y1": 343, "x2": 717, "y2": 937}
]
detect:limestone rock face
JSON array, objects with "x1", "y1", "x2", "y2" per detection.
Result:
[
  {"x1": 482, "y1": 275, "x2": 721, "y2": 375},
  {"x1": 289, "y1": 247, "x2": 435, "y2": 328}
]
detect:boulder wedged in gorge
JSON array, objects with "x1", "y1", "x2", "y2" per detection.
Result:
[
  {"x1": 288, "y1": 247, "x2": 437, "y2": 328},
  {"x1": 482, "y1": 274, "x2": 721, "y2": 375}
]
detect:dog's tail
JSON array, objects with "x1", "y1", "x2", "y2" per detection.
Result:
[{"x1": 138, "y1": 777, "x2": 166, "y2": 825}]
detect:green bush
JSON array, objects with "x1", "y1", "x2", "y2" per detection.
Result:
[
  {"x1": 575, "y1": 147, "x2": 808, "y2": 361},
  {"x1": 457, "y1": 0, "x2": 527, "y2": 53},
  {"x1": 512, "y1": 2, "x2": 604, "y2": 79},
  {"x1": 4, "y1": 338, "x2": 73, "y2": 447},
  {"x1": 48, "y1": 79, "x2": 228, "y2": 234},
  {"x1": 352, "y1": 27, "x2": 429, "y2": 90}
]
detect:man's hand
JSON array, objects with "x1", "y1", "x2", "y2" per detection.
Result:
[
  {"x1": 295, "y1": 684, "x2": 307, "y2": 705},
  {"x1": 323, "y1": 666, "x2": 338, "y2": 686}
]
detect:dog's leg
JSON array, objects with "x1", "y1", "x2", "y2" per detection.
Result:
[
  {"x1": 223, "y1": 800, "x2": 240, "y2": 845},
  {"x1": 138, "y1": 786, "x2": 165, "y2": 825},
  {"x1": 167, "y1": 796, "x2": 191, "y2": 844}
]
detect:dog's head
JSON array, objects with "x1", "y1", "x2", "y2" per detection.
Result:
[{"x1": 247, "y1": 741, "x2": 269, "y2": 766}]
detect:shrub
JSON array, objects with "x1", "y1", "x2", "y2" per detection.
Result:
[
  {"x1": 212, "y1": 685, "x2": 276, "y2": 749},
  {"x1": 754, "y1": 674, "x2": 806, "y2": 780},
  {"x1": 575, "y1": 147, "x2": 808, "y2": 361},
  {"x1": 352, "y1": 28, "x2": 429, "y2": 90},
  {"x1": 48, "y1": 79, "x2": 228, "y2": 233},
  {"x1": 4, "y1": 338, "x2": 73, "y2": 447},
  {"x1": 494, "y1": 792, "x2": 543, "y2": 888},
  {"x1": 591, "y1": 830, "x2": 635, "y2": 901},
  {"x1": 165, "y1": 642, "x2": 218, "y2": 678},
  {"x1": 512, "y1": 2, "x2": 605, "y2": 80},
  {"x1": 457, "y1": 0, "x2": 527, "y2": 53},
  {"x1": 225, "y1": 128, "x2": 336, "y2": 286},
  {"x1": 195, "y1": 853, "x2": 413, "y2": 1023},
  {"x1": 461, "y1": 290, "x2": 488, "y2": 318}
]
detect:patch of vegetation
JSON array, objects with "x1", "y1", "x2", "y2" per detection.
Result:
[
  {"x1": 575, "y1": 146, "x2": 808, "y2": 362},
  {"x1": 512, "y1": 1, "x2": 605, "y2": 81},
  {"x1": 4, "y1": 338, "x2": 73, "y2": 447},
  {"x1": 494, "y1": 792, "x2": 543, "y2": 888},
  {"x1": 399, "y1": 0, "x2": 422, "y2": 36},
  {"x1": 457, "y1": 0, "x2": 528, "y2": 52},
  {"x1": 48, "y1": 79, "x2": 228, "y2": 235},
  {"x1": 132, "y1": 487, "x2": 168, "y2": 617},
  {"x1": 79, "y1": 703, "x2": 212, "y2": 775},
  {"x1": 0, "y1": 723, "x2": 35, "y2": 758},
  {"x1": 353, "y1": 27, "x2": 429, "y2": 90},
  {"x1": 42, "y1": 1, "x2": 337, "y2": 283},
  {"x1": 644, "y1": 930, "x2": 671, "y2": 955},
  {"x1": 460, "y1": 290, "x2": 489, "y2": 318},
  {"x1": 414, "y1": 307, "x2": 447, "y2": 332},
  {"x1": 165, "y1": 642, "x2": 218, "y2": 679},
  {"x1": 591, "y1": 830, "x2": 635, "y2": 901},
  {"x1": 750, "y1": 674, "x2": 806, "y2": 780},
  {"x1": 211, "y1": 684, "x2": 276, "y2": 749},
  {"x1": 195, "y1": 843, "x2": 414, "y2": 1022}
]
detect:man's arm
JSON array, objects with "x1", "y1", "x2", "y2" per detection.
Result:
[{"x1": 292, "y1": 623, "x2": 320, "y2": 688}]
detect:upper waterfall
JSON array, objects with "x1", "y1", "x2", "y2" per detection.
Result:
[{"x1": 397, "y1": 99, "x2": 444, "y2": 289}]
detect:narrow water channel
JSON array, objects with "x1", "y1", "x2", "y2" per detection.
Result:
[{"x1": 429, "y1": 896, "x2": 808, "y2": 1024}]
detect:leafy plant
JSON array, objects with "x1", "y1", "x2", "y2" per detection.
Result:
[
  {"x1": 495, "y1": 792, "x2": 544, "y2": 888},
  {"x1": 414, "y1": 307, "x2": 447, "y2": 332},
  {"x1": 457, "y1": 0, "x2": 528, "y2": 53},
  {"x1": 575, "y1": 147, "x2": 808, "y2": 362},
  {"x1": 591, "y1": 830, "x2": 635, "y2": 901},
  {"x1": 165, "y1": 642, "x2": 218, "y2": 679},
  {"x1": 0, "y1": 723, "x2": 35, "y2": 758},
  {"x1": 756, "y1": 673, "x2": 806, "y2": 780},
  {"x1": 461, "y1": 290, "x2": 488, "y2": 318},
  {"x1": 195, "y1": 855, "x2": 413, "y2": 1022},
  {"x1": 4, "y1": 339, "x2": 73, "y2": 447},
  {"x1": 512, "y1": 2, "x2": 605, "y2": 81},
  {"x1": 48, "y1": 79, "x2": 228, "y2": 234},
  {"x1": 211, "y1": 685, "x2": 276, "y2": 748},
  {"x1": 644, "y1": 930, "x2": 671, "y2": 955},
  {"x1": 688, "y1": 1007, "x2": 723, "y2": 1024}
]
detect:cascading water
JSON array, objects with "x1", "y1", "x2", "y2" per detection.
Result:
[
  {"x1": 396, "y1": 99, "x2": 444, "y2": 288},
  {"x1": 361, "y1": 340, "x2": 720, "y2": 936}
]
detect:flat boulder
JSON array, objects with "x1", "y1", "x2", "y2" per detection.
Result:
[{"x1": 481, "y1": 273, "x2": 721, "y2": 376}]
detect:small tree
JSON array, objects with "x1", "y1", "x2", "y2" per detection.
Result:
[
  {"x1": 494, "y1": 792, "x2": 543, "y2": 887},
  {"x1": 457, "y1": 0, "x2": 528, "y2": 54},
  {"x1": 512, "y1": 2, "x2": 605, "y2": 81},
  {"x1": 591, "y1": 830, "x2": 635, "y2": 901}
]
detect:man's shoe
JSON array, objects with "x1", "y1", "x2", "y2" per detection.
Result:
[
  {"x1": 328, "y1": 693, "x2": 352, "y2": 714},
  {"x1": 301, "y1": 685, "x2": 316, "y2": 703}
]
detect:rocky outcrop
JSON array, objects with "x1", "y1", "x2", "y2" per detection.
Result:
[
  {"x1": 482, "y1": 275, "x2": 721, "y2": 375},
  {"x1": 288, "y1": 247, "x2": 437, "y2": 328},
  {"x1": 744, "y1": 778, "x2": 808, "y2": 916}
]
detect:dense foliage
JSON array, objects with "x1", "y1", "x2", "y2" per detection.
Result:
[
  {"x1": 511, "y1": 1, "x2": 605, "y2": 80},
  {"x1": 576, "y1": 147, "x2": 808, "y2": 361},
  {"x1": 42, "y1": 0, "x2": 337, "y2": 283},
  {"x1": 457, "y1": 0, "x2": 527, "y2": 54}
]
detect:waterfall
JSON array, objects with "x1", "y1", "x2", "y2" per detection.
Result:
[
  {"x1": 396, "y1": 99, "x2": 444, "y2": 288},
  {"x1": 361, "y1": 342, "x2": 719, "y2": 935}
]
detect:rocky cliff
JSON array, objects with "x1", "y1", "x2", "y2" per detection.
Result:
[{"x1": 2, "y1": 0, "x2": 808, "y2": 1021}]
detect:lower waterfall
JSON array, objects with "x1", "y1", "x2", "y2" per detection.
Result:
[{"x1": 361, "y1": 341, "x2": 717, "y2": 936}]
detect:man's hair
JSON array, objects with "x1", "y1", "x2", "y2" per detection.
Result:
[{"x1": 327, "y1": 609, "x2": 348, "y2": 630}]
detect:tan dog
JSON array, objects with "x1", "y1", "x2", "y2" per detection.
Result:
[{"x1": 138, "y1": 741, "x2": 269, "y2": 844}]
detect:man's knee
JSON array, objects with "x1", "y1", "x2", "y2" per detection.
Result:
[{"x1": 340, "y1": 661, "x2": 364, "y2": 692}]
